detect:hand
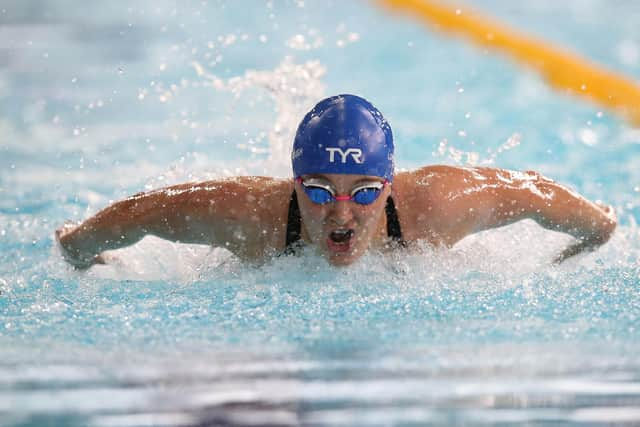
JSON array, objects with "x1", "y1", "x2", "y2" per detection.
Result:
[
  {"x1": 553, "y1": 239, "x2": 598, "y2": 264},
  {"x1": 553, "y1": 202, "x2": 616, "y2": 264},
  {"x1": 55, "y1": 222, "x2": 105, "y2": 270},
  {"x1": 553, "y1": 232, "x2": 611, "y2": 264}
]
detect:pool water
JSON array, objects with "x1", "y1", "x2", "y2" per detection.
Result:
[{"x1": 1, "y1": 0, "x2": 639, "y2": 425}]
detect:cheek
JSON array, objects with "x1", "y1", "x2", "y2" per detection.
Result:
[
  {"x1": 355, "y1": 206, "x2": 383, "y2": 229},
  {"x1": 355, "y1": 195, "x2": 388, "y2": 232},
  {"x1": 299, "y1": 202, "x2": 327, "y2": 232}
]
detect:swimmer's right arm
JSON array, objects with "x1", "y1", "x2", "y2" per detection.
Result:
[
  {"x1": 56, "y1": 177, "x2": 291, "y2": 268},
  {"x1": 56, "y1": 188, "x2": 183, "y2": 269}
]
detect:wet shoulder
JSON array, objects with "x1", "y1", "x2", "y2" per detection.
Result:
[
  {"x1": 219, "y1": 175, "x2": 293, "y2": 220},
  {"x1": 395, "y1": 165, "x2": 496, "y2": 198},
  {"x1": 392, "y1": 165, "x2": 475, "y2": 244},
  {"x1": 394, "y1": 165, "x2": 468, "y2": 201},
  {"x1": 234, "y1": 176, "x2": 295, "y2": 252},
  {"x1": 206, "y1": 176, "x2": 294, "y2": 258}
]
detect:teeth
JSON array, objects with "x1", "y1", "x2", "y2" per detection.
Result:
[{"x1": 330, "y1": 229, "x2": 354, "y2": 243}]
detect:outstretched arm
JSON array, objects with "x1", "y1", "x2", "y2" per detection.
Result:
[
  {"x1": 56, "y1": 177, "x2": 292, "y2": 268},
  {"x1": 418, "y1": 166, "x2": 616, "y2": 262}
]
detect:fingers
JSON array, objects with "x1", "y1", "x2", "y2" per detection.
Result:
[
  {"x1": 55, "y1": 221, "x2": 103, "y2": 270},
  {"x1": 553, "y1": 245, "x2": 575, "y2": 264},
  {"x1": 553, "y1": 238, "x2": 601, "y2": 264},
  {"x1": 59, "y1": 248, "x2": 95, "y2": 270}
]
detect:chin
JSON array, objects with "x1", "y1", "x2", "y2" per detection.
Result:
[
  {"x1": 327, "y1": 255, "x2": 357, "y2": 266},
  {"x1": 325, "y1": 247, "x2": 364, "y2": 266}
]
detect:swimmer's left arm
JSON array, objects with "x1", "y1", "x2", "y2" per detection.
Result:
[
  {"x1": 424, "y1": 166, "x2": 616, "y2": 262},
  {"x1": 473, "y1": 168, "x2": 616, "y2": 262},
  {"x1": 521, "y1": 177, "x2": 616, "y2": 263}
]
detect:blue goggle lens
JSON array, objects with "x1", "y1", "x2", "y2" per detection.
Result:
[
  {"x1": 301, "y1": 182, "x2": 384, "y2": 206},
  {"x1": 352, "y1": 187, "x2": 381, "y2": 205},
  {"x1": 304, "y1": 186, "x2": 334, "y2": 205}
]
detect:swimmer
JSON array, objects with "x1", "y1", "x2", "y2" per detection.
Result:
[{"x1": 56, "y1": 94, "x2": 617, "y2": 269}]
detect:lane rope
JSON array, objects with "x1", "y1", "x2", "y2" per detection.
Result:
[{"x1": 380, "y1": 0, "x2": 640, "y2": 126}]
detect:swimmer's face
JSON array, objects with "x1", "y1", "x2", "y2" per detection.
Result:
[{"x1": 295, "y1": 173, "x2": 391, "y2": 266}]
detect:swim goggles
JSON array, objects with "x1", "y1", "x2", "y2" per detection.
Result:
[{"x1": 297, "y1": 177, "x2": 387, "y2": 205}]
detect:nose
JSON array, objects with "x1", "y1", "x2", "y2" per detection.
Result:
[{"x1": 328, "y1": 200, "x2": 355, "y2": 226}]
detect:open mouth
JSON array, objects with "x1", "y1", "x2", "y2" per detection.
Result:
[
  {"x1": 327, "y1": 229, "x2": 355, "y2": 253},
  {"x1": 330, "y1": 229, "x2": 354, "y2": 243}
]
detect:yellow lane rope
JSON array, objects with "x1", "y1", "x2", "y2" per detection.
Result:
[{"x1": 380, "y1": 0, "x2": 640, "y2": 126}]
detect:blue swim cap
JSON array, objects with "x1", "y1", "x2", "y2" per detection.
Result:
[{"x1": 292, "y1": 94, "x2": 394, "y2": 182}]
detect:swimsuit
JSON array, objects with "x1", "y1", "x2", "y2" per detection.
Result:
[{"x1": 283, "y1": 191, "x2": 405, "y2": 255}]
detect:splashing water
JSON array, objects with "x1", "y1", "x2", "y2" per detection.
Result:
[
  {"x1": 1, "y1": 0, "x2": 640, "y2": 425},
  {"x1": 192, "y1": 56, "x2": 327, "y2": 177},
  {"x1": 435, "y1": 133, "x2": 522, "y2": 166}
]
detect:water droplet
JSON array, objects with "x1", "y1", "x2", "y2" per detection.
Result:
[
  {"x1": 579, "y1": 128, "x2": 598, "y2": 146},
  {"x1": 223, "y1": 34, "x2": 237, "y2": 46}
]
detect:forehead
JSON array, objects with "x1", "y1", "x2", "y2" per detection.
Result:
[{"x1": 303, "y1": 173, "x2": 385, "y2": 186}]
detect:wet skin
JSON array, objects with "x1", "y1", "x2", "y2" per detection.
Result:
[{"x1": 56, "y1": 165, "x2": 617, "y2": 269}]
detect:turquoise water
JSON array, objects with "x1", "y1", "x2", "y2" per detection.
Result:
[{"x1": 1, "y1": 0, "x2": 639, "y2": 425}]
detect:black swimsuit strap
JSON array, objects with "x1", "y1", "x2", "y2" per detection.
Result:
[
  {"x1": 284, "y1": 190, "x2": 302, "y2": 253},
  {"x1": 385, "y1": 196, "x2": 405, "y2": 245},
  {"x1": 283, "y1": 191, "x2": 405, "y2": 253}
]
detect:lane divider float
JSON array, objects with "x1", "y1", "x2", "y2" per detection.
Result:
[{"x1": 380, "y1": 0, "x2": 640, "y2": 126}]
